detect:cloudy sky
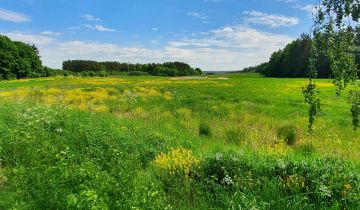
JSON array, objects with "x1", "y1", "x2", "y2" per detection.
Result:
[{"x1": 0, "y1": 0, "x2": 316, "y2": 71}]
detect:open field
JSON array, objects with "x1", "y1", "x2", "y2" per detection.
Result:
[{"x1": 0, "y1": 73, "x2": 359, "y2": 209}]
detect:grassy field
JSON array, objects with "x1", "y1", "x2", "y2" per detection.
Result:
[{"x1": 0, "y1": 73, "x2": 359, "y2": 209}]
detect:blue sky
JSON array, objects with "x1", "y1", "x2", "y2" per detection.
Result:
[{"x1": 0, "y1": 0, "x2": 316, "y2": 71}]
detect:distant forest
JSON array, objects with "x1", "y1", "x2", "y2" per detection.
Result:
[
  {"x1": 243, "y1": 32, "x2": 360, "y2": 78},
  {"x1": 0, "y1": 35, "x2": 202, "y2": 80},
  {"x1": 63, "y1": 60, "x2": 202, "y2": 77}
]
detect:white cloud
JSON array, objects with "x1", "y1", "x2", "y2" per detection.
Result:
[
  {"x1": 3, "y1": 33, "x2": 54, "y2": 45},
  {"x1": 0, "y1": 8, "x2": 30, "y2": 23},
  {"x1": 84, "y1": 24, "x2": 116, "y2": 32},
  {"x1": 164, "y1": 25, "x2": 293, "y2": 70},
  {"x1": 223, "y1": 27, "x2": 234, "y2": 32},
  {"x1": 243, "y1": 10, "x2": 299, "y2": 27},
  {"x1": 297, "y1": 4, "x2": 317, "y2": 16},
  {"x1": 81, "y1": 14, "x2": 100, "y2": 21},
  {"x1": 1, "y1": 25, "x2": 293, "y2": 71},
  {"x1": 42, "y1": 41, "x2": 165, "y2": 68},
  {"x1": 40, "y1": 31, "x2": 62, "y2": 36},
  {"x1": 152, "y1": 27, "x2": 159, "y2": 31}
]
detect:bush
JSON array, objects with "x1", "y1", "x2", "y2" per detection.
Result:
[
  {"x1": 88, "y1": 71, "x2": 96, "y2": 76},
  {"x1": 277, "y1": 125, "x2": 298, "y2": 145},
  {"x1": 98, "y1": 70, "x2": 108, "y2": 77},
  {"x1": 199, "y1": 122, "x2": 211, "y2": 137},
  {"x1": 80, "y1": 71, "x2": 90, "y2": 77}
]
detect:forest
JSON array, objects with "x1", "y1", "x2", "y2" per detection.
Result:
[
  {"x1": 62, "y1": 60, "x2": 202, "y2": 77},
  {"x1": 0, "y1": 35, "x2": 202, "y2": 80},
  {"x1": 243, "y1": 31, "x2": 360, "y2": 78}
]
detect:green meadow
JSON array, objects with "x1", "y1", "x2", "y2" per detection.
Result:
[{"x1": 0, "y1": 73, "x2": 359, "y2": 209}]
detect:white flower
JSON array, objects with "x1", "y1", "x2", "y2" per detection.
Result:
[
  {"x1": 55, "y1": 128, "x2": 63, "y2": 133},
  {"x1": 223, "y1": 175, "x2": 234, "y2": 186},
  {"x1": 215, "y1": 153, "x2": 223, "y2": 161}
]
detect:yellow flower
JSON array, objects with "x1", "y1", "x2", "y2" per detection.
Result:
[
  {"x1": 93, "y1": 105, "x2": 109, "y2": 113},
  {"x1": 154, "y1": 147, "x2": 201, "y2": 177}
]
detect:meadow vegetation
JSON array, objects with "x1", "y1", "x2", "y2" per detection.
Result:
[{"x1": 0, "y1": 73, "x2": 359, "y2": 209}]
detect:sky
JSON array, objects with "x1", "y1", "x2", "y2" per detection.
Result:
[{"x1": 0, "y1": 0, "x2": 317, "y2": 71}]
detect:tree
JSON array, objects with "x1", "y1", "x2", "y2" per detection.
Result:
[
  {"x1": 304, "y1": 0, "x2": 360, "y2": 132},
  {"x1": 0, "y1": 35, "x2": 43, "y2": 80}
]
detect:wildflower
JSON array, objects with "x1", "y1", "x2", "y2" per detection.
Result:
[
  {"x1": 223, "y1": 175, "x2": 234, "y2": 186},
  {"x1": 215, "y1": 153, "x2": 223, "y2": 161},
  {"x1": 154, "y1": 147, "x2": 201, "y2": 177},
  {"x1": 55, "y1": 128, "x2": 63, "y2": 133}
]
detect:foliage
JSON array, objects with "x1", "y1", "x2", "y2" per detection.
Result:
[
  {"x1": 306, "y1": 0, "x2": 360, "y2": 131},
  {"x1": 63, "y1": 60, "x2": 202, "y2": 77},
  {"x1": 0, "y1": 35, "x2": 42, "y2": 80},
  {"x1": 244, "y1": 34, "x2": 337, "y2": 78},
  {"x1": 350, "y1": 90, "x2": 360, "y2": 130},
  {"x1": 245, "y1": 31, "x2": 360, "y2": 79},
  {"x1": 302, "y1": 82, "x2": 321, "y2": 133}
]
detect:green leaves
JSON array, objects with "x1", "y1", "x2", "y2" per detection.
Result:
[
  {"x1": 350, "y1": 90, "x2": 360, "y2": 130},
  {"x1": 302, "y1": 82, "x2": 321, "y2": 133},
  {"x1": 307, "y1": 0, "x2": 360, "y2": 132},
  {"x1": 0, "y1": 35, "x2": 42, "y2": 79}
]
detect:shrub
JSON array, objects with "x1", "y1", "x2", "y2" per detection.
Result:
[
  {"x1": 88, "y1": 71, "x2": 96, "y2": 76},
  {"x1": 80, "y1": 71, "x2": 90, "y2": 77},
  {"x1": 199, "y1": 122, "x2": 211, "y2": 137},
  {"x1": 98, "y1": 70, "x2": 109, "y2": 77},
  {"x1": 277, "y1": 125, "x2": 298, "y2": 145}
]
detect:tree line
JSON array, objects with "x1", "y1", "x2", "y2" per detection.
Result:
[
  {"x1": 62, "y1": 60, "x2": 202, "y2": 77},
  {"x1": 242, "y1": 32, "x2": 360, "y2": 78},
  {"x1": 0, "y1": 35, "x2": 202, "y2": 81}
]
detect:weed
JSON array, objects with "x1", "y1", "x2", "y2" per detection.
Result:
[
  {"x1": 277, "y1": 125, "x2": 298, "y2": 145},
  {"x1": 199, "y1": 122, "x2": 212, "y2": 137}
]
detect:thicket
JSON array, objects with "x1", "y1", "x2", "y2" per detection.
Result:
[{"x1": 63, "y1": 60, "x2": 202, "y2": 77}]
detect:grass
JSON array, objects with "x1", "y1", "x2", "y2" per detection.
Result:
[{"x1": 0, "y1": 73, "x2": 359, "y2": 209}]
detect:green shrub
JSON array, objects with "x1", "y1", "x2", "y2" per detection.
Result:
[
  {"x1": 199, "y1": 122, "x2": 211, "y2": 136},
  {"x1": 88, "y1": 71, "x2": 96, "y2": 76},
  {"x1": 98, "y1": 70, "x2": 109, "y2": 77},
  {"x1": 277, "y1": 125, "x2": 298, "y2": 145},
  {"x1": 80, "y1": 71, "x2": 90, "y2": 77}
]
